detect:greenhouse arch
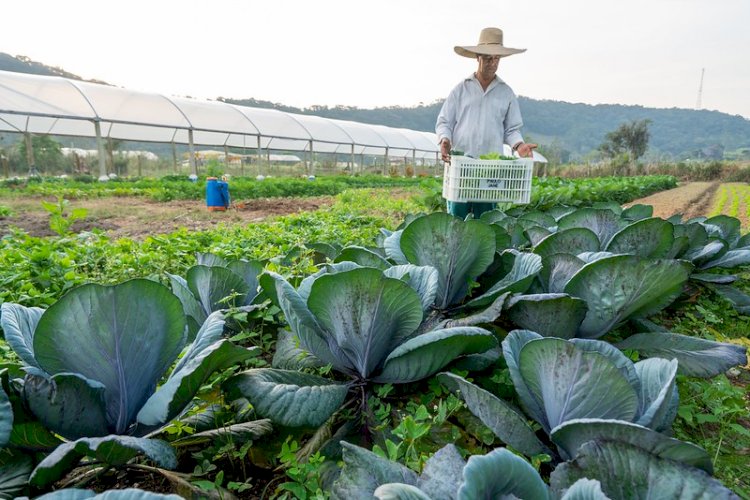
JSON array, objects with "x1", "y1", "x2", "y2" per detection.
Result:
[{"x1": 0, "y1": 70, "x2": 440, "y2": 179}]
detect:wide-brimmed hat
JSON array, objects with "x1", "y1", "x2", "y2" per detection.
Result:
[{"x1": 454, "y1": 27, "x2": 526, "y2": 58}]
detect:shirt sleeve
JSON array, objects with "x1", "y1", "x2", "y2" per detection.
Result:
[
  {"x1": 503, "y1": 93, "x2": 524, "y2": 147},
  {"x1": 435, "y1": 87, "x2": 458, "y2": 144}
]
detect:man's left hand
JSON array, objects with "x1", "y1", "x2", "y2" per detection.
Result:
[{"x1": 516, "y1": 142, "x2": 538, "y2": 158}]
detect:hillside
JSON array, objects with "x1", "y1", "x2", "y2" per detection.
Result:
[{"x1": 3, "y1": 53, "x2": 749, "y2": 161}]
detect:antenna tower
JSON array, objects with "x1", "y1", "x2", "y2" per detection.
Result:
[{"x1": 696, "y1": 68, "x2": 705, "y2": 110}]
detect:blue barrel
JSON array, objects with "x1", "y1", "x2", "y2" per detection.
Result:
[{"x1": 206, "y1": 177, "x2": 230, "y2": 211}]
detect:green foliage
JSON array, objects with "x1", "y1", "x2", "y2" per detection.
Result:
[
  {"x1": 599, "y1": 119, "x2": 652, "y2": 162},
  {"x1": 276, "y1": 439, "x2": 327, "y2": 499},
  {"x1": 40, "y1": 196, "x2": 87, "y2": 236}
]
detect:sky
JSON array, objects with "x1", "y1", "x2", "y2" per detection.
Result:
[{"x1": 3, "y1": 0, "x2": 750, "y2": 120}]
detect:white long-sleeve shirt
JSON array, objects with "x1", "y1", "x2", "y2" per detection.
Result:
[{"x1": 435, "y1": 73, "x2": 525, "y2": 158}]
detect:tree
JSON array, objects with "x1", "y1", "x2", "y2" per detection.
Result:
[
  {"x1": 17, "y1": 135, "x2": 68, "y2": 174},
  {"x1": 599, "y1": 119, "x2": 652, "y2": 164}
]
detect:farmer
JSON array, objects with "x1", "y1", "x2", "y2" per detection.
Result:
[{"x1": 436, "y1": 26, "x2": 537, "y2": 218}]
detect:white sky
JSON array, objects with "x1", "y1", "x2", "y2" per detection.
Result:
[{"x1": 3, "y1": 0, "x2": 749, "y2": 119}]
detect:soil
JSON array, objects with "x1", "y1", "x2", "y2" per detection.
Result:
[
  {"x1": 0, "y1": 182, "x2": 730, "y2": 239},
  {"x1": 623, "y1": 181, "x2": 720, "y2": 220},
  {"x1": 0, "y1": 196, "x2": 334, "y2": 239}
]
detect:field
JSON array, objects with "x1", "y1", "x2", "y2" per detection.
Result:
[{"x1": 0, "y1": 174, "x2": 747, "y2": 499}]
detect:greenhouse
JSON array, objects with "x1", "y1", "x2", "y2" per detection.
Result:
[{"x1": 0, "y1": 69, "x2": 440, "y2": 179}]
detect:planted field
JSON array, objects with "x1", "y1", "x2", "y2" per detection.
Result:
[
  {"x1": 0, "y1": 175, "x2": 747, "y2": 499},
  {"x1": 709, "y1": 182, "x2": 750, "y2": 229}
]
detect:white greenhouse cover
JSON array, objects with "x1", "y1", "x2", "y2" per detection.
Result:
[{"x1": 0, "y1": 70, "x2": 440, "y2": 160}]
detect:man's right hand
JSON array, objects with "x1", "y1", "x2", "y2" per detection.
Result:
[{"x1": 440, "y1": 138, "x2": 451, "y2": 162}]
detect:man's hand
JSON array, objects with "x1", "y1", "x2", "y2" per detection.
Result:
[
  {"x1": 515, "y1": 142, "x2": 538, "y2": 158},
  {"x1": 440, "y1": 138, "x2": 451, "y2": 163}
]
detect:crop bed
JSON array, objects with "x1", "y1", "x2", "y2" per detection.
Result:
[{"x1": 0, "y1": 176, "x2": 747, "y2": 499}]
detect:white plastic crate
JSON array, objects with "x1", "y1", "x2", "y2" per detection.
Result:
[{"x1": 442, "y1": 156, "x2": 534, "y2": 204}]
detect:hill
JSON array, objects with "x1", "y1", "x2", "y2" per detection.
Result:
[{"x1": 3, "y1": 53, "x2": 749, "y2": 161}]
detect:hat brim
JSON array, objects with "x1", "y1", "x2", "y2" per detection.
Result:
[{"x1": 454, "y1": 45, "x2": 526, "y2": 58}]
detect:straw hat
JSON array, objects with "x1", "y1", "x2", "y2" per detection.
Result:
[{"x1": 454, "y1": 27, "x2": 526, "y2": 58}]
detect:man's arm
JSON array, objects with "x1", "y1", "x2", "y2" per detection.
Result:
[
  {"x1": 436, "y1": 89, "x2": 458, "y2": 162},
  {"x1": 505, "y1": 95, "x2": 537, "y2": 158}
]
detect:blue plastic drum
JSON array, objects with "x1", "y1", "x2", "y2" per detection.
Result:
[{"x1": 206, "y1": 177, "x2": 230, "y2": 211}]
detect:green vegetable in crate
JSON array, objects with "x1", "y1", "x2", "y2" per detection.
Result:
[{"x1": 480, "y1": 152, "x2": 517, "y2": 160}]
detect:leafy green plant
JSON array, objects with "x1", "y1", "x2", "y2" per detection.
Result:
[
  {"x1": 40, "y1": 195, "x2": 87, "y2": 236},
  {"x1": 275, "y1": 438, "x2": 327, "y2": 500},
  {"x1": 167, "y1": 252, "x2": 265, "y2": 338},
  {"x1": 223, "y1": 264, "x2": 498, "y2": 431},
  {"x1": 0, "y1": 279, "x2": 261, "y2": 488}
]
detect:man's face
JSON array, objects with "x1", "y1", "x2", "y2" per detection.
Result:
[{"x1": 477, "y1": 55, "x2": 500, "y2": 77}]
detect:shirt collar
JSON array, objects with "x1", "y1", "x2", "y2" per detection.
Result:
[{"x1": 465, "y1": 73, "x2": 505, "y2": 87}]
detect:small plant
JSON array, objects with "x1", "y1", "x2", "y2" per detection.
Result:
[
  {"x1": 275, "y1": 438, "x2": 327, "y2": 499},
  {"x1": 40, "y1": 195, "x2": 87, "y2": 236}
]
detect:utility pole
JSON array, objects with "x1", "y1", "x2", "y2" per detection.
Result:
[{"x1": 696, "y1": 68, "x2": 705, "y2": 110}]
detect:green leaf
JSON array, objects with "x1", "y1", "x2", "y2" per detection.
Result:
[
  {"x1": 374, "y1": 483, "x2": 432, "y2": 500},
  {"x1": 465, "y1": 251, "x2": 542, "y2": 308},
  {"x1": 335, "y1": 246, "x2": 391, "y2": 269},
  {"x1": 383, "y1": 264, "x2": 440, "y2": 312},
  {"x1": 539, "y1": 253, "x2": 585, "y2": 293},
  {"x1": 0, "y1": 303, "x2": 45, "y2": 372},
  {"x1": 226, "y1": 259, "x2": 264, "y2": 305},
  {"x1": 384, "y1": 229, "x2": 409, "y2": 265},
  {"x1": 222, "y1": 369, "x2": 347, "y2": 427},
  {"x1": 560, "y1": 478, "x2": 610, "y2": 500},
  {"x1": 706, "y1": 283, "x2": 750, "y2": 314},
  {"x1": 9, "y1": 421, "x2": 63, "y2": 451},
  {"x1": 265, "y1": 271, "x2": 346, "y2": 372},
  {"x1": 700, "y1": 249, "x2": 750, "y2": 269},
  {"x1": 374, "y1": 327, "x2": 497, "y2": 383},
  {"x1": 550, "y1": 418, "x2": 712, "y2": 473},
  {"x1": 437, "y1": 372, "x2": 549, "y2": 458},
  {"x1": 172, "y1": 419, "x2": 273, "y2": 446},
  {"x1": 633, "y1": 358, "x2": 678, "y2": 431},
  {"x1": 520, "y1": 338, "x2": 639, "y2": 433},
  {"x1": 272, "y1": 329, "x2": 325, "y2": 369},
  {"x1": 457, "y1": 448, "x2": 550, "y2": 500},
  {"x1": 506, "y1": 293, "x2": 587, "y2": 339},
  {"x1": 550, "y1": 441, "x2": 736, "y2": 499},
  {"x1": 605, "y1": 218, "x2": 674, "y2": 258},
  {"x1": 703, "y1": 215, "x2": 741, "y2": 247},
  {"x1": 187, "y1": 265, "x2": 250, "y2": 315},
  {"x1": 0, "y1": 448, "x2": 33, "y2": 499},
  {"x1": 622, "y1": 204, "x2": 653, "y2": 221},
  {"x1": 533, "y1": 227, "x2": 601, "y2": 259},
  {"x1": 32, "y1": 280, "x2": 187, "y2": 435},
  {"x1": 308, "y1": 268, "x2": 423, "y2": 378},
  {"x1": 416, "y1": 444, "x2": 465, "y2": 500},
  {"x1": 564, "y1": 256, "x2": 692, "y2": 338},
  {"x1": 557, "y1": 208, "x2": 623, "y2": 248},
  {"x1": 0, "y1": 378, "x2": 11, "y2": 447},
  {"x1": 501, "y1": 329, "x2": 547, "y2": 427},
  {"x1": 30, "y1": 436, "x2": 177, "y2": 488},
  {"x1": 167, "y1": 273, "x2": 206, "y2": 339},
  {"x1": 23, "y1": 373, "x2": 110, "y2": 439},
  {"x1": 35, "y1": 488, "x2": 185, "y2": 499},
  {"x1": 332, "y1": 442, "x2": 418, "y2": 500},
  {"x1": 617, "y1": 332, "x2": 748, "y2": 378},
  {"x1": 398, "y1": 212, "x2": 496, "y2": 309},
  {"x1": 683, "y1": 240, "x2": 726, "y2": 265},
  {"x1": 137, "y1": 340, "x2": 259, "y2": 427},
  {"x1": 196, "y1": 252, "x2": 229, "y2": 267}
]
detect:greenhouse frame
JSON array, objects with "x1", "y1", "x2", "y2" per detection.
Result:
[{"x1": 0, "y1": 70, "x2": 440, "y2": 179}]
